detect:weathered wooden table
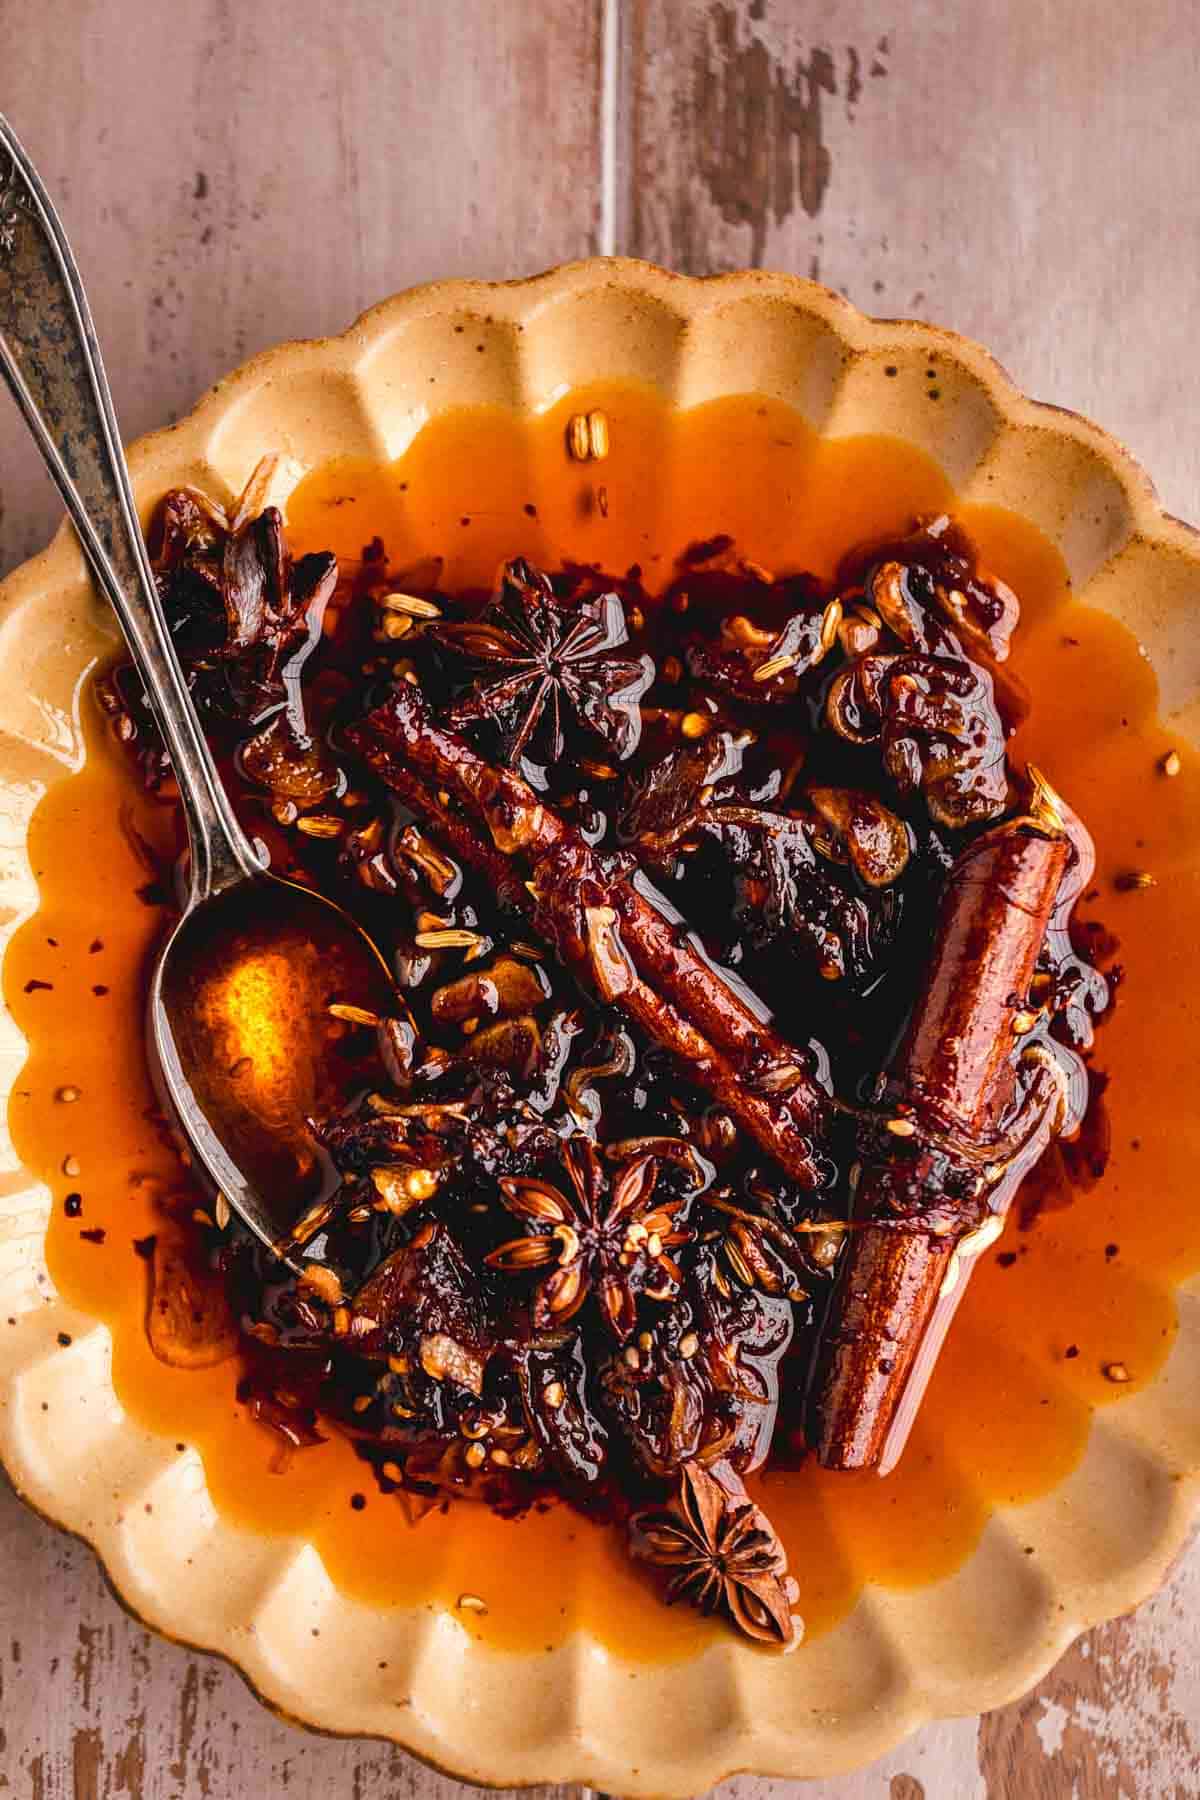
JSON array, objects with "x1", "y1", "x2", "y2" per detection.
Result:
[{"x1": 1, "y1": 3, "x2": 1197, "y2": 1793}]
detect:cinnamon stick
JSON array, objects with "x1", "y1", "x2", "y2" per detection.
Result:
[
  {"x1": 810, "y1": 820, "x2": 1070, "y2": 1473},
  {"x1": 347, "y1": 689, "x2": 828, "y2": 1187}
]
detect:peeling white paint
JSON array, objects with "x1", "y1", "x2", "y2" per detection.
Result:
[{"x1": 1035, "y1": 1697, "x2": 1070, "y2": 1757}]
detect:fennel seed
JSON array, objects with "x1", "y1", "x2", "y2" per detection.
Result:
[
  {"x1": 819, "y1": 598, "x2": 844, "y2": 653},
  {"x1": 586, "y1": 409, "x2": 610, "y2": 459},
  {"x1": 329, "y1": 1003, "x2": 381, "y2": 1027},
  {"x1": 380, "y1": 592, "x2": 441, "y2": 618},
  {"x1": 752, "y1": 652, "x2": 797, "y2": 683}
]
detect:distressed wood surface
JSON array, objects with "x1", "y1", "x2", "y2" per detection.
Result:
[
  {"x1": 2, "y1": 0, "x2": 1200, "y2": 1793},
  {"x1": 0, "y1": 0, "x2": 602, "y2": 579},
  {"x1": 625, "y1": 0, "x2": 1200, "y2": 522}
]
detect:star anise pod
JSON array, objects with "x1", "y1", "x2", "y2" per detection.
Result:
[
  {"x1": 217, "y1": 504, "x2": 339, "y2": 714},
  {"x1": 629, "y1": 1459, "x2": 799, "y2": 1647},
  {"x1": 104, "y1": 480, "x2": 339, "y2": 794},
  {"x1": 153, "y1": 477, "x2": 338, "y2": 712},
  {"x1": 429, "y1": 558, "x2": 654, "y2": 770},
  {"x1": 484, "y1": 1136, "x2": 690, "y2": 1340}
]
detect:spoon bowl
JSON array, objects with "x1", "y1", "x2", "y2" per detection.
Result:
[{"x1": 150, "y1": 873, "x2": 399, "y2": 1261}]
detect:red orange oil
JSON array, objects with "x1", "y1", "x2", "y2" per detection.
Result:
[{"x1": 7, "y1": 382, "x2": 1199, "y2": 1656}]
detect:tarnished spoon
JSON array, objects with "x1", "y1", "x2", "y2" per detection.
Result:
[{"x1": 0, "y1": 116, "x2": 396, "y2": 1267}]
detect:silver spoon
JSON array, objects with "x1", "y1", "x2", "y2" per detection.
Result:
[{"x1": 0, "y1": 116, "x2": 397, "y2": 1269}]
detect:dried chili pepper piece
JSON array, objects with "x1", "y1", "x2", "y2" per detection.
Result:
[
  {"x1": 618, "y1": 731, "x2": 747, "y2": 845},
  {"x1": 807, "y1": 787, "x2": 911, "y2": 889},
  {"x1": 684, "y1": 605, "x2": 825, "y2": 703},
  {"x1": 827, "y1": 649, "x2": 1009, "y2": 828},
  {"x1": 237, "y1": 708, "x2": 339, "y2": 803},
  {"x1": 513, "y1": 1329, "x2": 609, "y2": 1485},
  {"x1": 146, "y1": 1230, "x2": 239, "y2": 1370},
  {"x1": 643, "y1": 800, "x2": 900, "y2": 993},
  {"x1": 351, "y1": 1222, "x2": 493, "y2": 1396},
  {"x1": 838, "y1": 516, "x2": 1020, "y2": 664}
]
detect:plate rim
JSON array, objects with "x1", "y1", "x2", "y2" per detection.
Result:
[{"x1": 1, "y1": 254, "x2": 1198, "y2": 1792}]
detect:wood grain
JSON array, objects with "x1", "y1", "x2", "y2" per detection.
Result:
[
  {"x1": 4, "y1": 0, "x2": 1200, "y2": 1792},
  {"x1": 0, "y1": 0, "x2": 603, "y2": 579},
  {"x1": 624, "y1": 0, "x2": 1200, "y2": 520},
  {"x1": 0, "y1": 1478, "x2": 569, "y2": 1800},
  {"x1": 5, "y1": 1441, "x2": 1197, "y2": 1800}
]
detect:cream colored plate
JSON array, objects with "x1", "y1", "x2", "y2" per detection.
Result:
[{"x1": 1, "y1": 260, "x2": 1199, "y2": 1792}]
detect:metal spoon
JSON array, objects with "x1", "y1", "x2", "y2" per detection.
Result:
[{"x1": 0, "y1": 116, "x2": 396, "y2": 1268}]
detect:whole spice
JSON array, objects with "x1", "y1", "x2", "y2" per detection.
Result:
[
  {"x1": 106, "y1": 480, "x2": 1112, "y2": 1652},
  {"x1": 428, "y1": 559, "x2": 653, "y2": 769},
  {"x1": 811, "y1": 815, "x2": 1074, "y2": 1472},
  {"x1": 485, "y1": 1137, "x2": 690, "y2": 1340},
  {"x1": 567, "y1": 410, "x2": 610, "y2": 461},
  {"x1": 348, "y1": 687, "x2": 829, "y2": 1186},
  {"x1": 826, "y1": 649, "x2": 1009, "y2": 828},
  {"x1": 629, "y1": 1459, "x2": 799, "y2": 1646}
]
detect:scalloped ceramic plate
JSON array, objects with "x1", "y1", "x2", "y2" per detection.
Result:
[{"x1": 2, "y1": 259, "x2": 1200, "y2": 1792}]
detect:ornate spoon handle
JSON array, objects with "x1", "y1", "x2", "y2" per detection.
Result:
[{"x1": 0, "y1": 115, "x2": 260, "y2": 901}]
